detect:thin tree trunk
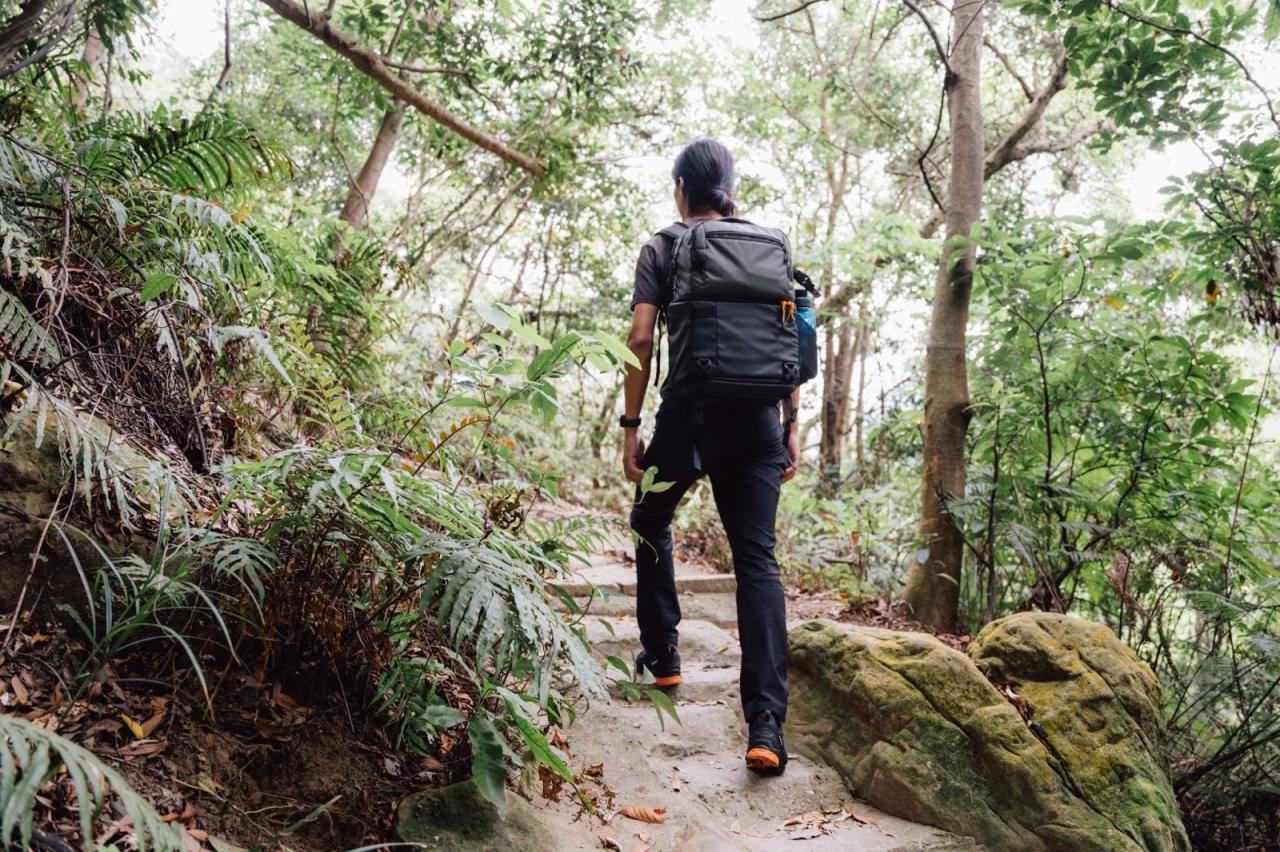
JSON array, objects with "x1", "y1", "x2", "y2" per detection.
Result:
[
  {"x1": 212, "y1": 0, "x2": 233, "y2": 94},
  {"x1": 70, "y1": 21, "x2": 101, "y2": 112},
  {"x1": 338, "y1": 105, "x2": 404, "y2": 230},
  {"x1": 853, "y1": 300, "x2": 869, "y2": 467},
  {"x1": 901, "y1": 0, "x2": 985, "y2": 632}
]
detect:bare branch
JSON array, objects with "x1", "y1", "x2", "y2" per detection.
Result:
[
  {"x1": 256, "y1": 0, "x2": 545, "y2": 178},
  {"x1": 900, "y1": 0, "x2": 952, "y2": 77},
  {"x1": 755, "y1": 0, "x2": 829, "y2": 23},
  {"x1": 983, "y1": 35, "x2": 1033, "y2": 101}
]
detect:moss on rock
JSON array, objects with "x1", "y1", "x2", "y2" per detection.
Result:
[
  {"x1": 970, "y1": 612, "x2": 1188, "y2": 852},
  {"x1": 788, "y1": 616, "x2": 1188, "y2": 851}
]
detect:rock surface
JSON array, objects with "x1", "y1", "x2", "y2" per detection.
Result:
[
  {"x1": 397, "y1": 779, "x2": 563, "y2": 852},
  {"x1": 970, "y1": 612, "x2": 1188, "y2": 852},
  {"x1": 788, "y1": 615, "x2": 1190, "y2": 851}
]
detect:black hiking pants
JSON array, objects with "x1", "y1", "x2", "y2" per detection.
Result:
[{"x1": 630, "y1": 398, "x2": 790, "y2": 723}]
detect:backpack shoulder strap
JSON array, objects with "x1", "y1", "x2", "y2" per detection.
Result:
[{"x1": 656, "y1": 221, "x2": 688, "y2": 241}]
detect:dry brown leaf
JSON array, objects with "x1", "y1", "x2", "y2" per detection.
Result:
[
  {"x1": 619, "y1": 804, "x2": 667, "y2": 824},
  {"x1": 139, "y1": 709, "x2": 167, "y2": 737},
  {"x1": 636, "y1": 831, "x2": 653, "y2": 844},
  {"x1": 729, "y1": 818, "x2": 741, "y2": 834},
  {"x1": 746, "y1": 828, "x2": 764, "y2": 837},
  {"x1": 849, "y1": 809, "x2": 877, "y2": 826}
]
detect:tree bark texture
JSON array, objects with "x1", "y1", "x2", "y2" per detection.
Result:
[
  {"x1": 902, "y1": 0, "x2": 985, "y2": 631},
  {"x1": 256, "y1": 0, "x2": 544, "y2": 177},
  {"x1": 339, "y1": 105, "x2": 404, "y2": 230}
]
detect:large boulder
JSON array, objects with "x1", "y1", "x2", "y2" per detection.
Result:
[
  {"x1": 787, "y1": 615, "x2": 1189, "y2": 851},
  {"x1": 970, "y1": 612, "x2": 1185, "y2": 852}
]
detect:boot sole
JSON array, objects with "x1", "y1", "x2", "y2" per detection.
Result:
[
  {"x1": 653, "y1": 674, "x2": 682, "y2": 688},
  {"x1": 745, "y1": 747, "x2": 786, "y2": 775}
]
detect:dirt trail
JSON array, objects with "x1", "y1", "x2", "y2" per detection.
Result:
[{"x1": 536, "y1": 551, "x2": 977, "y2": 851}]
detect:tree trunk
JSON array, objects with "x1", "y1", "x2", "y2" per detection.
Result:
[
  {"x1": 339, "y1": 105, "x2": 404, "y2": 230},
  {"x1": 819, "y1": 320, "x2": 855, "y2": 492},
  {"x1": 901, "y1": 0, "x2": 985, "y2": 632},
  {"x1": 70, "y1": 22, "x2": 102, "y2": 112},
  {"x1": 853, "y1": 300, "x2": 869, "y2": 467}
]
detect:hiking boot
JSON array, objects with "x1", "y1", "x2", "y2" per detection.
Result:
[
  {"x1": 635, "y1": 646, "x2": 682, "y2": 688},
  {"x1": 745, "y1": 710, "x2": 787, "y2": 775}
]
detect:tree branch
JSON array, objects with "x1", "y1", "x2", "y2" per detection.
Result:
[
  {"x1": 755, "y1": 0, "x2": 829, "y2": 23},
  {"x1": 983, "y1": 35, "x2": 1033, "y2": 101},
  {"x1": 900, "y1": 0, "x2": 953, "y2": 77},
  {"x1": 255, "y1": 0, "x2": 545, "y2": 177},
  {"x1": 1102, "y1": 0, "x2": 1280, "y2": 134},
  {"x1": 919, "y1": 45, "x2": 1083, "y2": 238}
]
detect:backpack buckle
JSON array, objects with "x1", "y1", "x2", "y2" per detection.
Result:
[
  {"x1": 783, "y1": 362, "x2": 799, "y2": 380},
  {"x1": 696, "y1": 357, "x2": 715, "y2": 376}
]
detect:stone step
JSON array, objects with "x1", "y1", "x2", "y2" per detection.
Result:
[
  {"x1": 572, "y1": 590, "x2": 740, "y2": 629},
  {"x1": 606, "y1": 661, "x2": 742, "y2": 705},
  {"x1": 585, "y1": 616, "x2": 742, "y2": 663},
  {"x1": 559, "y1": 697, "x2": 972, "y2": 851},
  {"x1": 554, "y1": 557, "x2": 737, "y2": 597}
]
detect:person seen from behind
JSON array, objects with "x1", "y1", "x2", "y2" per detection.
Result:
[{"x1": 620, "y1": 137, "x2": 818, "y2": 775}]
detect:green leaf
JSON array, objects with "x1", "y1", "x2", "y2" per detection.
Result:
[
  {"x1": 593, "y1": 329, "x2": 641, "y2": 369},
  {"x1": 504, "y1": 699, "x2": 573, "y2": 782},
  {"x1": 140, "y1": 271, "x2": 178, "y2": 302},
  {"x1": 646, "y1": 688, "x2": 681, "y2": 732},
  {"x1": 468, "y1": 717, "x2": 508, "y2": 817}
]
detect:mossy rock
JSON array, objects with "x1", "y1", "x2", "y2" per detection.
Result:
[
  {"x1": 396, "y1": 780, "x2": 560, "y2": 852},
  {"x1": 787, "y1": 616, "x2": 1188, "y2": 851},
  {"x1": 970, "y1": 612, "x2": 1188, "y2": 852}
]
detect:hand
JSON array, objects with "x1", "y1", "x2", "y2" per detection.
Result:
[
  {"x1": 781, "y1": 428, "x2": 801, "y2": 484},
  {"x1": 622, "y1": 430, "x2": 647, "y2": 484}
]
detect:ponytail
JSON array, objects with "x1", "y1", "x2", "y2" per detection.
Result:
[{"x1": 673, "y1": 138, "x2": 737, "y2": 217}]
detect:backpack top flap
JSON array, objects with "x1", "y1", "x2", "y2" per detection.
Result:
[{"x1": 670, "y1": 218, "x2": 793, "y2": 302}]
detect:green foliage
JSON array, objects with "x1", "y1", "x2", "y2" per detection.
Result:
[{"x1": 0, "y1": 715, "x2": 180, "y2": 851}]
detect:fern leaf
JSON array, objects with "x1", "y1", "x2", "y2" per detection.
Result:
[{"x1": 0, "y1": 716, "x2": 181, "y2": 851}]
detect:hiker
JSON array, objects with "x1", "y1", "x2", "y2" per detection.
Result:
[{"x1": 620, "y1": 137, "x2": 817, "y2": 775}]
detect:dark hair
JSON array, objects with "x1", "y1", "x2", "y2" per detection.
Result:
[{"x1": 672, "y1": 137, "x2": 737, "y2": 217}]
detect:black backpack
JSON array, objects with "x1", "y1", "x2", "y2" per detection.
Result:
[{"x1": 657, "y1": 218, "x2": 819, "y2": 405}]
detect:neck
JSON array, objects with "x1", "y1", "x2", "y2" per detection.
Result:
[{"x1": 684, "y1": 209, "x2": 724, "y2": 222}]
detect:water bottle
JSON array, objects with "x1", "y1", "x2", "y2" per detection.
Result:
[{"x1": 795, "y1": 289, "x2": 818, "y2": 382}]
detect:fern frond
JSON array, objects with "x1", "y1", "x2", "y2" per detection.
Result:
[
  {"x1": 0, "y1": 288, "x2": 58, "y2": 366},
  {"x1": 76, "y1": 111, "x2": 292, "y2": 194},
  {"x1": 0, "y1": 715, "x2": 181, "y2": 851}
]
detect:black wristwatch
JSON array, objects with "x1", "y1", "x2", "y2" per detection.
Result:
[{"x1": 619, "y1": 415, "x2": 642, "y2": 429}]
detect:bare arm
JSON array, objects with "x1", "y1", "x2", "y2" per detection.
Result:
[{"x1": 621, "y1": 303, "x2": 658, "y2": 483}]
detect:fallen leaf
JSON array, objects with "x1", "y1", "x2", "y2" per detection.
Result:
[
  {"x1": 636, "y1": 831, "x2": 652, "y2": 844},
  {"x1": 746, "y1": 828, "x2": 764, "y2": 837},
  {"x1": 729, "y1": 818, "x2": 741, "y2": 834},
  {"x1": 619, "y1": 804, "x2": 667, "y2": 824},
  {"x1": 120, "y1": 714, "x2": 145, "y2": 739},
  {"x1": 140, "y1": 709, "x2": 167, "y2": 737},
  {"x1": 879, "y1": 828, "x2": 896, "y2": 837}
]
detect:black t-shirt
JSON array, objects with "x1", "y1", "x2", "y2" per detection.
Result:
[
  {"x1": 629, "y1": 228, "x2": 675, "y2": 310},
  {"x1": 630, "y1": 217, "x2": 719, "y2": 310}
]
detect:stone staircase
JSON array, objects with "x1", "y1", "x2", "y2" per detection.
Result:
[{"x1": 536, "y1": 552, "x2": 977, "y2": 851}]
